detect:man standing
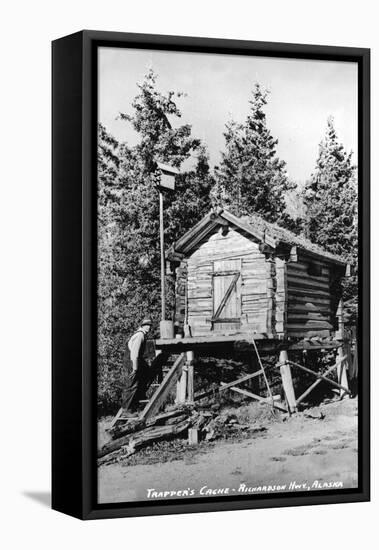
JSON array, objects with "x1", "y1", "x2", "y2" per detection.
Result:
[{"x1": 122, "y1": 318, "x2": 153, "y2": 414}]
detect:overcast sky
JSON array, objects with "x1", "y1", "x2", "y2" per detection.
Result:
[{"x1": 98, "y1": 47, "x2": 357, "y2": 183}]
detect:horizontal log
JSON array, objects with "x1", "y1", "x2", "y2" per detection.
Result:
[
  {"x1": 188, "y1": 263, "x2": 212, "y2": 270},
  {"x1": 242, "y1": 277, "x2": 268, "y2": 285},
  {"x1": 286, "y1": 329, "x2": 332, "y2": 338},
  {"x1": 287, "y1": 320, "x2": 333, "y2": 329},
  {"x1": 287, "y1": 304, "x2": 331, "y2": 314},
  {"x1": 242, "y1": 266, "x2": 267, "y2": 274},
  {"x1": 188, "y1": 273, "x2": 212, "y2": 281},
  {"x1": 289, "y1": 295, "x2": 330, "y2": 306},
  {"x1": 288, "y1": 314, "x2": 331, "y2": 323},
  {"x1": 99, "y1": 419, "x2": 193, "y2": 461},
  {"x1": 243, "y1": 295, "x2": 267, "y2": 302},
  {"x1": 212, "y1": 269, "x2": 240, "y2": 277},
  {"x1": 287, "y1": 276, "x2": 330, "y2": 292},
  {"x1": 108, "y1": 418, "x2": 145, "y2": 439},
  {"x1": 209, "y1": 317, "x2": 241, "y2": 324},
  {"x1": 288, "y1": 261, "x2": 329, "y2": 275},
  {"x1": 287, "y1": 287, "x2": 330, "y2": 299},
  {"x1": 145, "y1": 409, "x2": 187, "y2": 426},
  {"x1": 188, "y1": 297, "x2": 212, "y2": 304},
  {"x1": 188, "y1": 311, "x2": 213, "y2": 317},
  {"x1": 288, "y1": 285, "x2": 330, "y2": 299},
  {"x1": 242, "y1": 285, "x2": 267, "y2": 294},
  {"x1": 287, "y1": 273, "x2": 329, "y2": 288},
  {"x1": 188, "y1": 291, "x2": 212, "y2": 299},
  {"x1": 187, "y1": 285, "x2": 212, "y2": 293},
  {"x1": 287, "y1": 265, "x2": 328, "y2": 277}
]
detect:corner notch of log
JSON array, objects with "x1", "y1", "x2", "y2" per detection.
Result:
[{"x1": 289, "y1": 246, "x2": 298, "y2": 262}]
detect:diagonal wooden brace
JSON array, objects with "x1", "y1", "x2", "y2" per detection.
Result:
[
  {"x1": 194, "y1": 365, "x2": 276, "y2": 401},
  {"x1": 223, "y1": 384, "x2": 287, "y2": 412},
  {"x1": 278, "y1": 358, "x2": 351, "y2": 397},
  {"x1": 295, "y1": 355, "x2": 347, "y2": 406}
]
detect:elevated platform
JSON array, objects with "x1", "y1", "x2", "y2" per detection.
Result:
[{"x1": 155, "y1": 333, "x2": 344, "y2": 354}]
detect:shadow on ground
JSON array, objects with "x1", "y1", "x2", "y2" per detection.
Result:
[{"x1": 23, "y1": 491, "x2": 51, "y2": 508}]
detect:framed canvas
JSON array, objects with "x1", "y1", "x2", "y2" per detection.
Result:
[{"x1": 52, "y1": 30, "x2": 370, "y2": 520}]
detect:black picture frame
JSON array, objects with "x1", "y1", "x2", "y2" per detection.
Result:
[{"x1": 52, "y1": 30, "x2": 370, "y2": 520}]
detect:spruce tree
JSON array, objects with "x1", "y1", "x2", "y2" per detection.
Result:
[
  {"x1": 97, "y1": 124, "x2": 126, "y2": 410},
  {"x1": 303, "y1": 116, "x2": 358, "y2": 317},
  {"x1": 213, "y1": 83, "x2": 295, "y2": 225},
  {"x1": 97, "y1": 71, "x2": 213, "y2": 411},
  {"x1": 165, "y1": 145, "x2": 215, "y2": 243}
]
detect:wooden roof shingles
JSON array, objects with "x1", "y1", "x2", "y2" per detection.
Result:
[{"x1": 168, "y1": 208, "x2": 348, "y2": 267}]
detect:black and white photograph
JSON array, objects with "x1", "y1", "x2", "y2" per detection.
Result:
[
  {"x1": 96, "y1": 46, "x2": 361, "y2": 505},
  {"x1": 2, "y1": 0, "x2": 377, "y2": 542}
]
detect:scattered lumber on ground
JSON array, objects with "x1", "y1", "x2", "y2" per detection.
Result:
[{"x1": 98, "y1": 404, "x2": 269, "y2": 466}]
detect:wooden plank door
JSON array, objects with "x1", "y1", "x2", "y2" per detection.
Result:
[{"x1": 212, "y1": 259, "x2": 241, "y2": 333}]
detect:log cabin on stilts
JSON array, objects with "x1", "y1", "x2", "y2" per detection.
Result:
[
  {"x1": 157, "y1": 208, "x2": 352, "y2": 413},
  {"x1": 111, "y1": 208, "x2": 353, "y2": 427}
]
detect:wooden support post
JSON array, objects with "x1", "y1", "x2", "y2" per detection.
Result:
[
  {"x1": 336, "y1": 299, "x2": 344, "y2": 339},
  {"x1": 188, "y1": 428, "x2": 199, "y2": 446},
  {"x1": 186, "y1": 350, "x2": 195, "y2": 402},
  {"x1": 337, "y1": 346, "x2": 349, "y2": 398},
  {"x1": 176, "y1": 364, "x2": 187, "y2": 403},
  {"x1": 279, "y1": 350, "x2": 297, "y2": 414}
]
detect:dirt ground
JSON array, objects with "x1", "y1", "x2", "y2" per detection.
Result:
[{"x1": 98, "y1": 397, "x2": 358, "y2": 504}]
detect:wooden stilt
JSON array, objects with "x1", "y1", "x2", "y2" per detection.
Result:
[
  {"x1": 187, "y1": 365, "x2": 194, "y2": 403},
  {"x1": 176, "y1": 364, "x2": 187, "y2": 403},
  {"x1": 337, "y1": 346, "x2": 349, "y2": 398},
  {"x1": 279, "y1": 350, "x2": 297, "y2": 414},
  {"x1": 188, "y1": 428, "x2": 199, "y2": 445},
  {"x1": 336, "y1": 299, "x2": 345, "y2": 340},
  {"x1": 186, "y1": 350, "x2": 195, "y2": 403}
]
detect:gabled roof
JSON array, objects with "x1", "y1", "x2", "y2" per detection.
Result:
[{"x1": 168, "y1": 208, "x2": 347, "y2": 267}]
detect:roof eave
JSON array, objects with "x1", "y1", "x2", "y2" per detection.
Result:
[{"x1": 294, "y1": 245, "x2": 347, "y2": 267}]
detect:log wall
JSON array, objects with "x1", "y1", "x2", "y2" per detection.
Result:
[
  {"x1": 176, "y1": 227, "x2": 269, "y2": 336},
  {"x1": 174, "y1": 227, "x2": 341, "y2": 340},
  {"x1": 286, "y1": 253, "x2": 335, "y2": 337}
]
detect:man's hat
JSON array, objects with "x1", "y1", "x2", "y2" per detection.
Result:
[{"x1": 141, "y1": 317, "x2": 152, "y2": 326}]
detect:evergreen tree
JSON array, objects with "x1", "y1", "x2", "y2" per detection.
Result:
[
  {"x1": 213, "y1": 83, "x2": 295, "y2": 225},
  {"x1": 303, "y1": 117, "x2": 358, "y2": 317},
  {"x1": 165, "y1": 145, "x2": 215, "y2": 243},
  {"x1": 97, "y1": 124, "x2": 126, "y2": 410},
  {"x1": 97, "y1": 71, "x2": 213, "y2": 411}
]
